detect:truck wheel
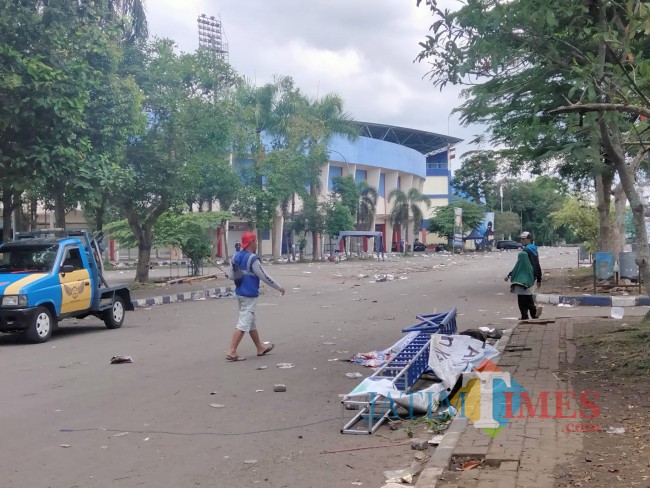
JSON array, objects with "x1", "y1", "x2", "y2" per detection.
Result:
[
  {"x1": 25, "y1": 306, "x2": 55, "y2": 343},
  {"x1": 104, "y1": 296, "x2": 125, "y2": 329}
]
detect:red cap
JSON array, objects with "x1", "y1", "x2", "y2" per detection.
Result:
[{"x1": 241, "y1": 232, "x2": 256, "y2": 250}]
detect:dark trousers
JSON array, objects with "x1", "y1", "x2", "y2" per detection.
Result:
[{"x1": 517, "y1": 294, "x2": 537, "y2": 319}]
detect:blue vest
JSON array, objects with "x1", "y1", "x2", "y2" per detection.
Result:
[{"x1": 233, "y1": 251, "x2": 260, "y2": 297}]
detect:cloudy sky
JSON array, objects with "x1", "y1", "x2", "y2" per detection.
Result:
[{"x1": 147, "y1": 0, "x2": 484, "y2": 171}]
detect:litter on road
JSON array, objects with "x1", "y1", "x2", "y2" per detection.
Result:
[
  {"x1": 276, "y1": 363, "x2": 295, "y2": 369},
  {"x1": 110, "y1": 355, "x2": 133, "y2": 364}
]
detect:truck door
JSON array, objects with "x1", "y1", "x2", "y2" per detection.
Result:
[{"x1": 59, "y1": 246, "x2": 92, "y2": 314}]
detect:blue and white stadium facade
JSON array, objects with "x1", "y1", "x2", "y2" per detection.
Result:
[{"x1": 219, "y1": 122, "x2": 461, "y2": 258}]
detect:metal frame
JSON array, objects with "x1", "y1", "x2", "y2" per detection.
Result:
[{"x1": 341, "y1": 309, "x2": 457, "y2": 434}]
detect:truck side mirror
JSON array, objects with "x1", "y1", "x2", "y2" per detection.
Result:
[{"x1": 60, "y1": 264, "x2": 75, "y2": 274}]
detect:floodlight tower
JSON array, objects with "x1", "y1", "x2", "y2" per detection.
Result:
[{"x1": 197, "y1": 14, "x2": 229, "y2": 62}]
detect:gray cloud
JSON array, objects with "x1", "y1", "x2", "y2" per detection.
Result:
[{"x1": 147, "y1": 0, "x2": 484, "y2": 171}]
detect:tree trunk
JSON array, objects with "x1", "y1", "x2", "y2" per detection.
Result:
[
  {"x1": 271, "y1": 212, "x2": 279, "y2": 261},
  {"x1": 612, "y1": 184, "x2": 626, "y2": 257},
  {"x1": 30, "y1": 198, "x2": 38, "y2": 231},
  {"x1": 599, "y1": 117, "x2": 650, "y2": 297},
  {"x1": 594, "y1": 171, "x2": 615, "y2": 252},
  {"x1": 95, "y1": 194, "x2": 107, "y2": 231},
  {"x1": 291, "y1": 194, "x2": 296, "y2": 261},
  {"x1": 256, "y1": 228, "x2": 264, "y2": 258},
  {"x1": 135, "y1": 235, "x2": 152, "y2": 283},
  {"x1": 124, "y1": 205, "x2": 156, "y2": 283},
  {"x1": 53, "y1": 182, "x2": 66, "y2": 229},
  {"x1": 219, "y1": 221, "x2": 229, "y2": 263},
  {"x1": 2, "y1": 191, "x2": 14, "y2": 242},
  {"x1": 310, "y1": 186, "x2": 320, "y2": 260}
]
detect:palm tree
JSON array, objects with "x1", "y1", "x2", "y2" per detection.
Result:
[
  {"x1": 357, "y1": 181, "x2": 378, "y2": 231},
  {"x1": 388, "y1": 188, "x2": 431, "y2": 253},
  {"x1": 301, "y1": 94, "x2": 358, "y2": 259}
]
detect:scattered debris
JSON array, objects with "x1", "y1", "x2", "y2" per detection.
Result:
[
  {"x1": 322, "y1": 341, "x2": 336, "y2": 345},
  {"x1": 610, "y1": 307, "x2": 625, "y2": 319},
  {"x1": 243, "y1": 459, "x2": 258, "y2": 465},
  {"x1": 345, "y1": 372, "x2": 363, "y2": 379},
  {"x1": 209, "y1": 403, "x2": 225, "y2": 409},
  {"x1": 60, "y1": 444, "x2": 71, "y2": 448},
  {"x1": 255, "y1": 389, "x2": 264, "y2": 393},
  {"x1": 274, "y1": 384, "x2": 287, "y2": 392},
  {"x1": 606, "y1": 426, "x2": 625, "y2": 434},
  {"x1": 383, "y1": 460, "x2": 425, "y2": 483},
  {"x1": 276, "y1": 363, "x2": 295, "y2": 369},
  {"x1": 428, "y1": 435, "x2": 445, "y2": 445},
  {"x1": 479, "y1": 327, "x2": 503, "y2": 339},
  {"x1": 374, "y1": 274, "x2": 395, "y2": 282},
  {"x1": 256, "y1": 366, "x2": 268, "y2": 370},
  {"x1": 112, "y1": 432, "x2": 129, "y2": 437},
  {"x1": 350, "y1": 351, "x2": 388, "y2": 368},
  {"x1": 110, "y1": 355, "x2": 133, "y2": 364},
  {"x1": 462, "y1": 459, "x2": 482, "y2": 471},
  {"x1": 410, "y1": 438, "x2": 429, "y2": 451}
]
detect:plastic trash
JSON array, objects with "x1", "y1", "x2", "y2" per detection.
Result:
[
  {"x1": 345, "y1": 372, "x2": 363, "y2": 379},
  {"x1": 610, "y1": 307, "x2": 624, "y2": 320},
  {"x1": 110, "y1": 355, "x2": 133, "y2": 364}
]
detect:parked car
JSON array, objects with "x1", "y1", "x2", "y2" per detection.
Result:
[
  {"x1": 413, "y1": 241, "x2": 426, "y2": 252},
  {"x1": 496, "y1": 240, "x2": 522, "y2": 250},
  {"x1": 0, "y1": 230, "x2": 133, "y2": 343}
]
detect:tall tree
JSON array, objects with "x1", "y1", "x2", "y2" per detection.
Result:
[
  {"x1": 416, "y1": 0, "x2": 650, "y2": 290},
  {"x1": 428, "y1": 199, "x2": 486, "y2": 242},
  {"x1": 117, "y1": 39, "x2": 233, "y2": 282},
  {"x1": 452, "y1": 151, "x2": 500, "y2": 209},
  {"x1": 357, "y1": 181, "x2": 379, "y2": 231},
  {"x1": 388, "y1": 188, "x2": 431, "y2": 253}
]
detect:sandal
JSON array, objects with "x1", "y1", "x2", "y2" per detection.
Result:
[
  {"x1": 225, "y1": 355, "x2": 246, "y2": 362},
  {"x1": 257, "y1": 344, "x2": 275, "y2": 356}
]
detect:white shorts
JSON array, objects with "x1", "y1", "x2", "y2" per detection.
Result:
[{"x1": 236, "y1": 296, "x2": 257, "y2": 332}]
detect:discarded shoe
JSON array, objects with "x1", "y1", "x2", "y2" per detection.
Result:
[
  {"x1": 257, "y1": 344, "x2": 275, "y2": 356},
  {"x1": 225, "y1": 355, "x2": 246, "y2": 362}
]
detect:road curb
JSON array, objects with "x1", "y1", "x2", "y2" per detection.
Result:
[
  {"x1": 413, "y1": 327, "x2": 515, "y2": 488},
  {"x1": 535, "y1": 293, "x2": 650, "y2": 307},
  {"x1": 130, "y1": 286, "x2": 235, "y2": 309}
]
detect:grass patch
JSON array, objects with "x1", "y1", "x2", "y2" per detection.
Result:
[{"x1": 577, "y1": 320, "x2": 650, "y2": 376}]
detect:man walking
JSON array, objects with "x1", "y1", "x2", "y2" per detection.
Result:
[
  {"x1": 520, "y1": 231, "x2": 543, "y2": 318},
  {"x1": 226, "y1": 232, "x2": 285, "y2": 362}
]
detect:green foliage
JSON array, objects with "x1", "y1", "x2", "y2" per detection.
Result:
[
  {"x1": 550, "y1": 197, "x2": 599, "y2": 251},
  {"x1": 416, "y1": 0, "x2": 650, "y2": 258},
  {"x1": 155, "y1": 211, "x2": 231, "y2": 274},
  {"x1": 428, "y1": 199, "x2": 485, "y2": 240},
  {"x1": 499, "y1": 177, "x2": 569, "y2": 245},
  {"x1": 332, "y1": 175, "x2": 360, "y2": 215},
  {"x1": 104, "y1": 219, "x2": 138, "y2": 250},
  {"x1": 357, "y1": 181, "x2": 378, "y2": 231},
  {"x1": 389, "y1": 188, "x2": 431, "y2": 250},
  {"x1": 324, "y1": 199, "x2": 355, "y2": 238},
  {"x1": 494, "y1": 211, "x2": 521, "y2": 240},
  {"x1": 453, "y1": 151, "x2": 500, "y2": 210},
  {"x1": 106, "y1": 210, "x2": 232, "y2": 275}
]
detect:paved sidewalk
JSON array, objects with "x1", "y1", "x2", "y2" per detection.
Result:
[{"x1": 415, "y1": 319, "x2": 583, "y2": 488}]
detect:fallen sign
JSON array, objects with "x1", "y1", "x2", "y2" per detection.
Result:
[{"x1": 340, "y1": 310, "x2": 462, "y2": 435}]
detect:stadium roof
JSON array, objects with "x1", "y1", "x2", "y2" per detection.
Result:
[{"x1": 355, "y1": 122, "x2": 462, "y2": 156}]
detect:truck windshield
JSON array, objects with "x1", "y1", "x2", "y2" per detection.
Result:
[{"x1": 0, "y1": 244, "x2": 59, "y2": 273}]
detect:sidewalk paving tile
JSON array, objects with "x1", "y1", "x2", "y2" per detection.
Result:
[{"x1": 426, "y1": 319, "x2": 585, "y2": 488}]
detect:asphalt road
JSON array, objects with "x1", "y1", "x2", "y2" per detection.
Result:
[{"x1": 1, "y1": 248, "x2": 644, "y2": 487}]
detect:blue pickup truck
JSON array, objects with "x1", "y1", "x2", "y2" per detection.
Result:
[{"x1": 0, "y1": 230, "x2": 133, "y2": 343}]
